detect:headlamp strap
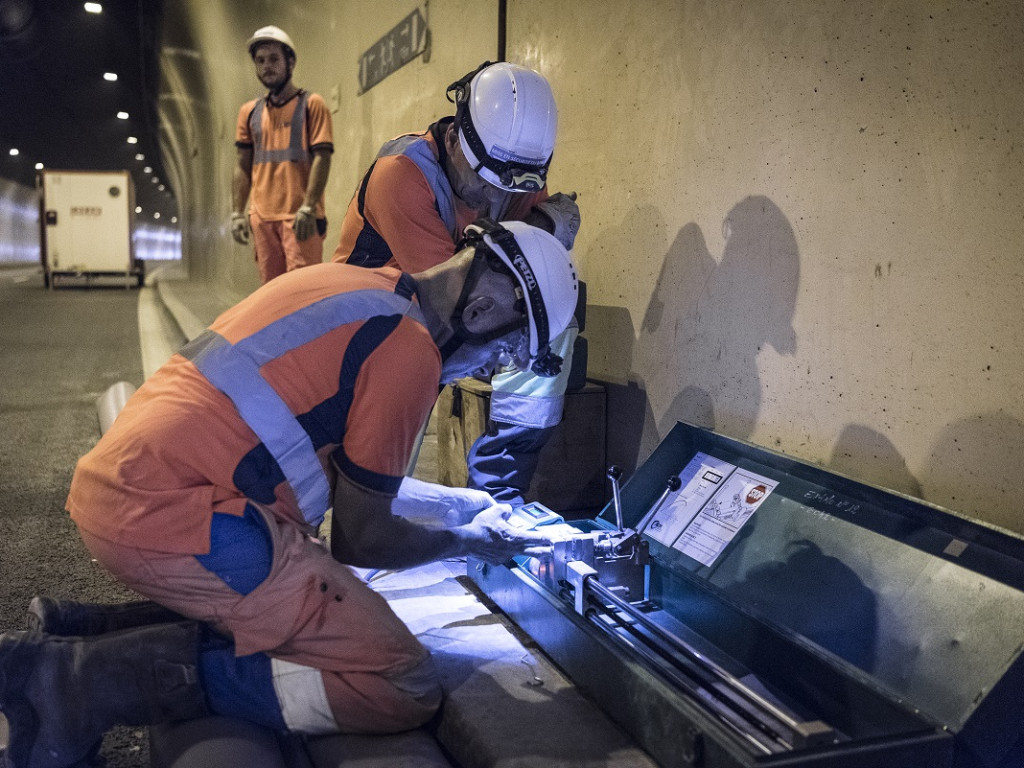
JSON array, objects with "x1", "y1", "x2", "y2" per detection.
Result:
[
  {"x1": 446, "y1": 62, "x2": 549, "y2": 191},
  {"x1": 446, "y1": 61, "x2": 495, "y2": 107},
  {"x1": 479, "y1": 220, "x2": 550, "y2": 354}
]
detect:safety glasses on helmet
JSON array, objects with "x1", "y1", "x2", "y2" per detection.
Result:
[{"x1": 446, "y1": 61, "x2": 552, "y2": 193}]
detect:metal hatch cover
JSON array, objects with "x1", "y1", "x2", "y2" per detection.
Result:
[{"x1": 469, "y1": 421, "x2": 1024, "y2": 768}]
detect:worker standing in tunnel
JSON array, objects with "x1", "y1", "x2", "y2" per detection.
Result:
[
  {"x1": 231, "y1": 26, "x2": 333, "y2": 284},
  {"x1": 0, "y1": 221, "x2": 579, "y2": 766},
  {"x1": 333, "y1": 61, "x2": 582, "y2": 507}
]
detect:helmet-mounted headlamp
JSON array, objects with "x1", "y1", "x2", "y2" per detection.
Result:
[{"x1": 446, "y1": 63, "x2": 553, "y2": 194}]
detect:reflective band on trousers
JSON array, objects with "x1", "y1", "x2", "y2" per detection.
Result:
[
  {"x1": 180, "y1": 288, "x2": 427, "y2": 526},
  {"x1": 251, "y1": 91, "x2": 310, "y2": 165}
]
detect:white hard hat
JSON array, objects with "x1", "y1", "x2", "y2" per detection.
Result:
[
  {"x1": 466, "y1": 220, "x2": 577, "y2": 372},
  {"x1": 447, "y1": 62, "x2": 558, "y2": 193},
  {"x1": 247, "y1": 26, "x2": 296, "y2": 59}
]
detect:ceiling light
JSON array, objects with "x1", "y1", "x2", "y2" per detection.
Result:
[
  {"x1": 135, "y1": 153, "x2": 145, "y2": 161},
  {"x1": 153, "y1": 212, "x2": 161, "y2": 219},
  {"x1": 151, "y1": 177, "x2": 158, "y2": 183},
  {"x1": 127, "y1": 136, "x2": 138, "y2": 144},
  {"x1": 8, "y1": 148, "x2": 19, "y2": 156},
  {"x1": 35, "y1": 162, "x2": 44, "y2": 170},
  {"x1": 84, "y1": 3, "x2": 103, "y2": 13},
  {"x1": 103, "y1": 72, "x2": 117, "y2": 82},
  {"x1": 135, "y1": 206, "x2": 142, "y2": 214},
  {"x1": 171, "y1": 217, "x2": 178, "y2": 224},
  {"x1": 158, "y1": 184, "x2": 165, "y2": 191},
  {"x1": 117, "y1": 111, "x2": 129, "y2": 120},
  {"x1": 143, "y1": 166, "x2": 152, "y2": 173}
]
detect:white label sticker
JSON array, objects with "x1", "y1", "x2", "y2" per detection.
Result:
[
  {"x1": 645, "y1": 452, "x2": 736, "y2": 547},
  {"x1": 674, "y1": 469, "x2": 778, "y2": 566}
]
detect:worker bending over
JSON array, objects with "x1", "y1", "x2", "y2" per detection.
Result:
[
  {"x1": 0, "y1": 220, "x2": 578, "y2": 768},
  {"x1": 334, "y1": 60, "x2": 582, "y2": 505}
]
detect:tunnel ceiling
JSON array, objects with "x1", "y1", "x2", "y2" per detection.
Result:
[{"x1": 0, "y1": 0, "x2": 176, "y2": 223}]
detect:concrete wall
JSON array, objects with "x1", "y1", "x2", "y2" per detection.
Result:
[
  {"x1": 0, "y1": 177, "x2": 40, "y2": 263},
  {"x1": 155, "y1": 1, "x2": 1024, "y2": 533}
]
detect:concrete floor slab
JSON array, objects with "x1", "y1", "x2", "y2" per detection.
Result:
[{"x1": 371, "y1": 562, "x2": 658, "y2": 768}]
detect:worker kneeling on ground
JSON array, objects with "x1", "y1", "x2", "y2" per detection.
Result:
[{"x1": 0, "y1": 220, "x2": 578, "y2": 768}]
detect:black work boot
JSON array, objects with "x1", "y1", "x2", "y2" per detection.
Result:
[
  {"x1": 26, "y1": 596, "x2": 184, "y2": 636},
  {"x1": 0, "y1": 621, "x2": 209, "y2": 768}
]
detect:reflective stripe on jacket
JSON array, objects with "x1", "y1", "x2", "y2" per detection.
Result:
[
  {"x1": 250, "y1": 91, "x2": 311, "y2": 165},
  {"x1": 180, "y1": 284, "x2": 427, "y2": 527}
]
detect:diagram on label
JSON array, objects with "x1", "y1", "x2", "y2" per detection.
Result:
[
  {"x1": 642, "y1": 453, "x2": 777, "y2": 567},
  {"x1": 645, "y1": 452, "x2": 736, "y2": 548},
  {"x1": 675, "y1": 469, "x2": 778, "y2": 566}
]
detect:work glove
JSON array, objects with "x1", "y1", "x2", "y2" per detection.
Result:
[
  {"x1": 460, "y1": 504, "x2": 552, "y2": 565},
  {"x1": 230, "y1": 212, "x2": 250, "y2": 244},
  {"x1": 292, "y1": 204, "x2": 316, "y2": 242},
  {"x1": 532, "y1": 192, "x2": 581, "y2": 250},
  {"x1": 393, "y1": 476, "x2": 498, "y2": 527}
]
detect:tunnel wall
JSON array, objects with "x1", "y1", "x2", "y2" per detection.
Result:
[
  {"x1": 0, "y1": 177, "x2": 40, "y2": 263},
  {"x1": 154, "y1": 0, "x2": 1024, "y2": 533}
]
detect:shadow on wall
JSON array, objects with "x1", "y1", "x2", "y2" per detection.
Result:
[
  {"x1": 923, "y1": 414, "x2": 1024, "y2": 534},
  {"x1": 589, "y1": 196, "x2": 800, "y2": 473},
  {"x1": 829, "y1": 424, "x2": 924, "y2": 500},
  {"x1": 827, "y1": 416, "x2": 1024, "y2": 535}
]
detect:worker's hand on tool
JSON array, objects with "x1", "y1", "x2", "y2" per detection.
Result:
[
  {"x1": 292, "y1": 204, "x2": 316, "y2": 241},
  {"x1": 393, "y1": 477, "x2": 498, "y2": 526},
  {"x1": 230, "y1": 212, "x2": 250, "y2": 244},
  {"x1": 532, "y1": 192, "x2": 581, "y2": 250},
  {"x1": 459, "y1": 504, "x2": 552, "y2": 565}
]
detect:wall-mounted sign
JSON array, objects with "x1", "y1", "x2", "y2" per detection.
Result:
[{"x1": 358, "y1": 5, "x2": 430, "y2": 94}]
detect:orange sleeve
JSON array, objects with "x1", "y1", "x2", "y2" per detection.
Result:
[
  {"x1": 235, "y1": 99, "x2": 257, "y2": 146},
  {"x1": 337, "y1": 318, "x2": 441, "y2": 493},
  {"x1": 305, "y1": 93, "x2": 334, "y2": 150},
  {"x1": 362, "y1": 154, "x2": 461, "y2": 273}
]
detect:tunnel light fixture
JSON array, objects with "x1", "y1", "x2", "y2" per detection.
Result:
[
  {"x1": 117, "y1": 111, "x2": 129, "y2": 120},
  {"x1": 103, "y1": 72, "x2": 117, "y2": 82},
  {"x1": 84, "y1": 3, "x2": 103, "y2": 13},
  {"x1": 127, "y1": 136, "x2": 138, "y2": 144}
]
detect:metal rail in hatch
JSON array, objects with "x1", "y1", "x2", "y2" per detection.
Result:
[{"x1": 577, "y1": 576, "x2": 836, "y2": 757}]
